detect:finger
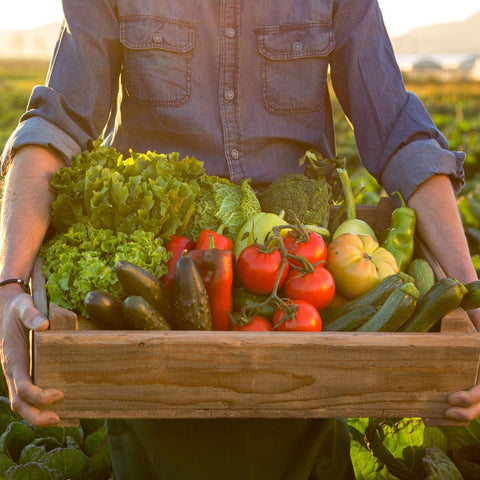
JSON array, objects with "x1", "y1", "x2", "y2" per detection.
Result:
[
  {"x1": 448, "y1": 385, "x2": 480, "y2": 407},
  {"x1": 15, "y1": 378, "x2": 63, "y2": 408},
  {"x1": 10, "y1": 378, "x2": 63, "y2": 427},
  {"x1": 445, "y1": 403, "x2": 480, "y2": 423},
  {"x1": 11, "y1": 294, "x2": 49, "y2": 331},
  {"x1": 10, "y1": 393, "x2": 61, "y2": 427}
]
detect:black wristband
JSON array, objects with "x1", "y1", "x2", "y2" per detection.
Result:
[{"x1": 0, "y1": 278, "x2": 30, "y2": 294}]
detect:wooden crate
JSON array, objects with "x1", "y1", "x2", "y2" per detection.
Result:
[{"x1": 31, "y1": 199, "x2": 480, "y2": 425}]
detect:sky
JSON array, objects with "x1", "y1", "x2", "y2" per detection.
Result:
[{"x1": 0, "y1": 0, "x2": 479, "y2": 36}]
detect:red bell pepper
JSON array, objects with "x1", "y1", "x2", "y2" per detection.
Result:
[
  {"x1": 195, "y1": 229, "x2": 233, "y2": 251},
  {"x1": 188, "y1": 238, "x2": 234, "y2": 331},
  {"x1": 161, "y1": 235, "x2": 196, "y2": 289}
]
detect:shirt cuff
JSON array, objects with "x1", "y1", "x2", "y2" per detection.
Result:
[
  {"x1": 1, "y1": 116, "x2": 81, "y2": 175},
  {"x1": 380, "y1": 139, "x2": 466, "y2": 201}
]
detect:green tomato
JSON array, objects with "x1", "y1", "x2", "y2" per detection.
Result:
[
  {"x1": 233, "y1": 212, "x2": 289, "y2": 258},
  {"x1": 332, "y1": 218, "x2": 377, "y2": 241}
]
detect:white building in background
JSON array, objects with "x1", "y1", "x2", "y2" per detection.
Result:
[{"x1": 396, "y1": 53, "x2": 480, "y2": 81}]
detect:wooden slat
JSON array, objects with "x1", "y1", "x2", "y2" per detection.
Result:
[
  {"x1": 31, "y1": 257, "x2": 48, "y2": 317},
  {"x1": 33, "y1": 330, "x2": 480, "y2": 422}
]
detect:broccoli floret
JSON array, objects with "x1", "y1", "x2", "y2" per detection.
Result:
[{"x1": 258, "y1": 174, "x2": 331, "y2": 227}]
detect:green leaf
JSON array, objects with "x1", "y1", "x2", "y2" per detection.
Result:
[
  {"x1": 365, "y1": 419, "x2": 426, "y2": 480},
  {"x1": 18, "y1": 444, "x2": 47, "y2": 465},
  {"x1": 3, "y1": 462, "x2": 63, "y2": 480},
  {"x1": 79, "y1": 419, "x2": 106, "y2": 438},
  {"x1": 0, "y1": 417, "x2": 17, "y2": 437},
  {"x1": 0, "y1": 399, "x2": 18, "y2": 420},
  {"x1": 0, "y1": 422, "x2": 34, "y2": 463},
  {"x1": 43, "y1": 447, "x2": 88, "y2": 480},
  {"x1": 440, "y1": 416, "x2": 480, "y2": 451},
  {"x1": 82, "y1": 427, "x2": 112, "y2": 480},
  {"x1": 32, "y1": 426, "x2": 83, "y2": 447},
  {"x1": 0, "y1": 453, "x2": 15, "y2": 476}
]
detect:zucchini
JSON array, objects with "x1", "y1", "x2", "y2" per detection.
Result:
[
  {"x1": 122, "y1": 295, "x2": 172, "y2": 330},
  {"x1": 173, "y1": 255, "x2": 212, "y2": 331},
  {"x1": 114, "y1": 260, "x2": 172, "y2": 322},
  {"x1": 84, "y1": 290, "x2": 127, "y2": 330},
  {"x1": 322, "y1": 272, "x2": 414, "y2": 323},
  {"x1": 357, "y1": 282, "x2": 419, "y2": 332},
  {"x1": 323, "y1": 304, "x2": 378, "y2": 332},
  {"x1": 400, "y1": 277, "x2": 468, "y2": 332},
  {"x1": 407, "y1": 258, "x2": 435, "y2": 296},
  {"x1": 461, "y1": 280, "x2": 480, "y2": 310}
]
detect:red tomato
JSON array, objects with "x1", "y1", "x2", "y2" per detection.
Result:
[
  {"x1": 232, "y1": 316, "x2": 273, "y2": 331},
  {"x1": 236, "y1": 245, "x2": 289, "y2": 295},
  {"x1": 284, "y1": 231, "x2": 327, "y2": 267},
  {"x1": 284, "y1": 265, "x2": 335, "y2": 311},
  {"x1": 273, "y1": 300, "x2": 322, "y2": 332}
]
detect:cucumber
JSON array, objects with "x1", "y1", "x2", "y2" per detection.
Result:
[
  {"x1": 173, "y1": 255, "x2": 212, "y2": 331},
  {"x1": 407, "y1": 258, "x2": 435, "y2": 296},
  {"x1": 84, "y1": 290, "x2": 127, "y2": 330},
  {"x1": 321, "y1": 272, "x2": 414, "y2": 323},
  {"x1": 357, "y1": 283, "x2": 419, "y2": 332},
  {"x1": 400, "y1": 277, "x2": 468, "y2": 332},
  {"x1": 122, "y1": 295, "x2": 172, "y2": 331},
  {"x1": 114, "y1": 260, "x2": 172, "y2": 322},
  {"x1": 461, "y1": 280, "x2": 480, "y2": 310},
  {"x1": 323, "y1": 304, "x2": 378, "y2": 332}
]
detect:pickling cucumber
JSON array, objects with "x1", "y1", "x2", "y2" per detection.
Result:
[
  {"x1": 407, "y1": 258, "x2": 435, "y2": 297},
  {"x1": 323, "y1": 304, "x2": 378, "y2": 332},
  {"x1": 461, "y1": 280, "x2": 480, "y2": 310},
  {"x1": 400, "y1": 277, "x2": 467, "y2": 332},
  {"x1": 122, "y1": 295, "x2": 172, "y2": 330},
  {"x1": 114, "y1": 260, "x2": 173, "y2": 322},
  {"x1": 357, "y1": 282, "x2": 419, "y2": 332},
  {"x1": 321, "y1": 272, "x2": 414, "y2": 324},
  {"x1": 84, "y1": 290, "x2": 126, "y2": 330},
  {"x1": 172, "y1": 255, "x2": 212, "y2": 331}
]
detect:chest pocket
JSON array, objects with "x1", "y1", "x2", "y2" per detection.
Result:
[
  {"x1": 120, "y1": 15, "x2": 195, "y2": 106},
  {"x1": 256, "y1": 23, "x2": 334, "y2": 115}
]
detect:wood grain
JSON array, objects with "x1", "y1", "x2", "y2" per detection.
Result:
[{"x1": 33, "y1": 329, "x2": 480, "y2": 421}]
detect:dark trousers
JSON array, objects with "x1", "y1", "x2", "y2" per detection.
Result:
[{"x1": 107, "y1": 418, "x2": 356, "y2": 480}]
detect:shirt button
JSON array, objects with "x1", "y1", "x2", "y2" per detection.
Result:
[
  {"x1": 225, "y1": 27, "x2": 236, "y2": 38},
  {"x1": 224, "y1": 89, "x2": 235, "y2": 101},
  {"x1": 292, "y1": 41, "x2": 303, "y2": 52},
  {"x1": 231, "y1": 148, "x2": 240, "y2": 160},
  {"x1": 152, "y1": 33, "x2": 163, "y2": 43}
]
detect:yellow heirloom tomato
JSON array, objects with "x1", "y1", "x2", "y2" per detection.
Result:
[{"x1": 327, "y1": 233, "x2": 399, "y2": 299}]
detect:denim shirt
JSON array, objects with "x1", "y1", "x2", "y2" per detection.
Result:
[{"x1": 1, "y1": 0, "x2": 465, "y2": 200}]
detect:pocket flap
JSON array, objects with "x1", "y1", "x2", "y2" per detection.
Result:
[
  {"x1": 120, "y1": 15, "x2": 195, "y2": 53},
  {"x1": 257, "y1": 23, "x2": 334, "y2": 60}
]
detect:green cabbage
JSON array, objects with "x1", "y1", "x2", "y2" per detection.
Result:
[{"x1": 185, "y1": 175, "x2": 261, "y2": 241}]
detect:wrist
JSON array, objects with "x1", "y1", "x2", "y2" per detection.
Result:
[{"x1": 0, "y1": 278, "x2": 30, "y2": 294}]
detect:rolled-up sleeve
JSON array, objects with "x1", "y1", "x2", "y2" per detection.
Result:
[
  {"x1": 330, "y1": 0, "x2": 465, "y2": 200},
  {"x1": 1, "y1": 0, "x2": 121, "y2": 174}
]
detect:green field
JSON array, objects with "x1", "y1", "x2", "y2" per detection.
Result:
[{"x1": 2, "y1": 59, "x2": 480, "y2": 479}]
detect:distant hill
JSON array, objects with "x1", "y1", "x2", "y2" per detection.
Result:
[
  {"x1": 0, "y1": 23, "x2": 60, "y2": 59},
  {"x1": 1, "y1": 11, "x2": 480, "y2": 59},
  {"x1": 391, "y1": 11, "x2": 480, "y2": 55}
]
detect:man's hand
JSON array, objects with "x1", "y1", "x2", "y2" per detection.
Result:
[
  {"x1": 0, "y1": 285, "x2": 63, "y2": 426},
  {"x1": 444, "y1": 308, "x2": 480, "y2": 424}
]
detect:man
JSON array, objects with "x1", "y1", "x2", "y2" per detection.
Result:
[{"x1": 1, "y1": 1, "x2": 480, "y2": 478}]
